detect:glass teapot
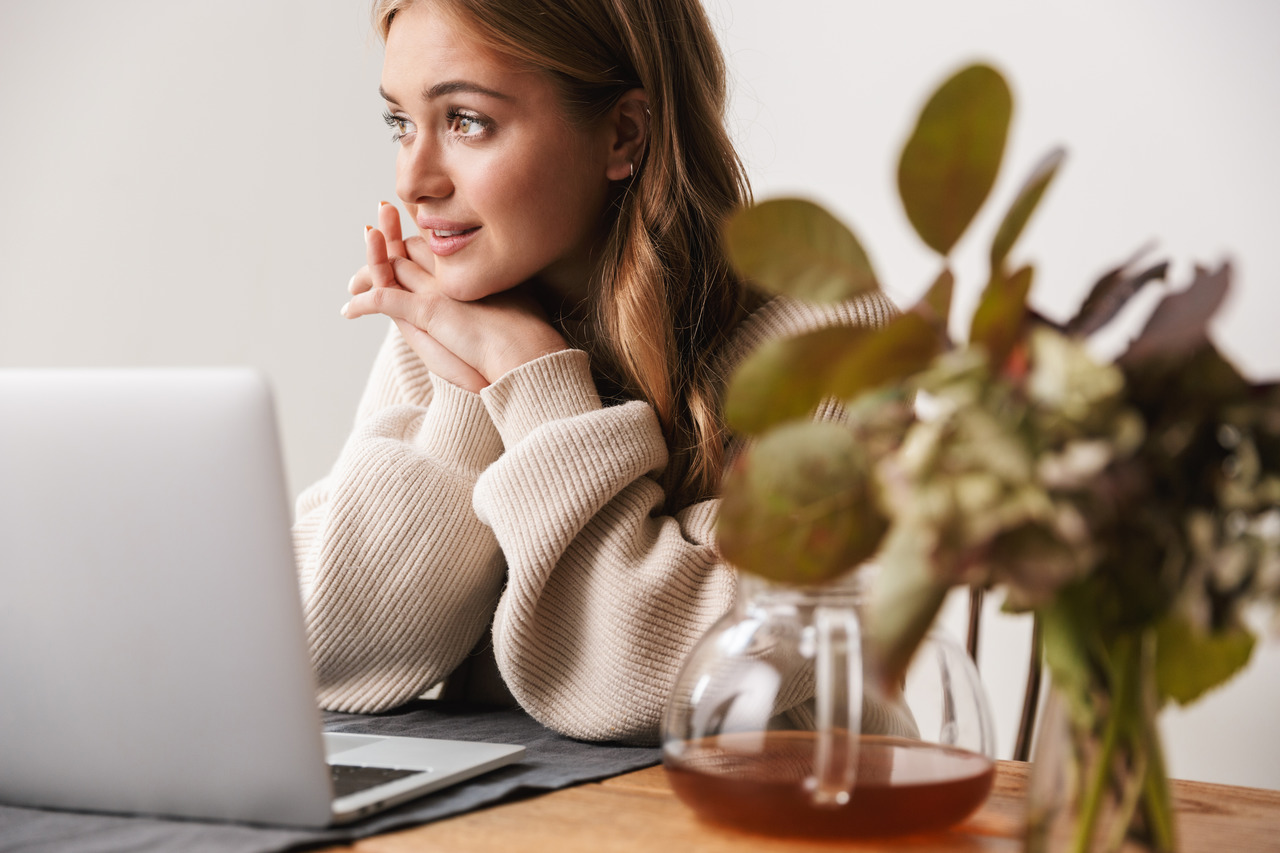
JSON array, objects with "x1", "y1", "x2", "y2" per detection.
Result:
[{"x1": 661, "y1": 566, "x2": 997, "y2": 838}]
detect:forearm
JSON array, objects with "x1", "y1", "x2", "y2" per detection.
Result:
[
  {"x1": 473, "y1": 351, "x2": 737, "y2": 743},
  {"x1": 485, "y1": 486, "x2": 737, "y2": 744},
  {"x1": 294, "y1": 328, "x2": 506, "y2": 713}
]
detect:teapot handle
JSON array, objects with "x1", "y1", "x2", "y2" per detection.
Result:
[{"x1": 810, "y1": 603, "x2": 862, "y2": 807}]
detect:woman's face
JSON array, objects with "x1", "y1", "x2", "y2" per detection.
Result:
[{"x1": 380, "y1": 2, "x2": 614, "y2": 302}]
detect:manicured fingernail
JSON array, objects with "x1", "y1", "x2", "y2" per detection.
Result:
[
  {"x1": 379, "y1": 200, "x2": 390, "y2": 207},
  {"x1": 364, "y1": 225, "x2": 372, "y2": 243},
  {"x1": 340, "y1": 302, "x2": 351, "y2": 317}
]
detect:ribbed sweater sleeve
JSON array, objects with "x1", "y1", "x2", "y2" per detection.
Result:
[
  {"x1": 471, "y1": 292, "x2": 896, "y2": 744},
  {"x1": 293, "y1": 324, "x2": 506, "y2": 712}
]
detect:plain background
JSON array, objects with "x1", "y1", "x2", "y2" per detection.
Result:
[{"x1": 2, "y1": 0, "x2": 1277, "y2": 789}]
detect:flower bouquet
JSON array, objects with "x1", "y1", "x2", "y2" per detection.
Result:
[{"x1": 715, "y1": 63, "x2": 1280, "y2": 852}]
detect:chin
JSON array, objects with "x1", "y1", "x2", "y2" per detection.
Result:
[{"x1": 435, "y1": 275, "x2": 512, "y2": 303}]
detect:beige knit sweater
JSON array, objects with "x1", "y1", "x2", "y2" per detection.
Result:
[{"x1": 293, "y1": 292, "x2": 895, "y2": 743}]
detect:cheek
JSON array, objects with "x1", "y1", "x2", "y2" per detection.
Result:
[
  {"x1": 471, "y1": 148, "x2": 562, "y2": 220},
  {"x1": 453, "y1": 183, "x2": 549, "y2": 269},
  {"x1": 489, "y1": 151, "x2": 606, "y2": 247}
]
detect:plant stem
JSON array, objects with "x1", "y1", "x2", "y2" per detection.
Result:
[
  {"x1": 1103, "y1": 732, "x2": 1147, "y2": 853},
  {"x1": 1139, "y1": 636, "x2": 1177, "y2": 852},
  {"x1": 1102, "y1": 634, "x2": 1150, "y2": 853},
  {"x1": 1070, "y1": 634, "x2": 1135, "y2": 853},
  {"x1": 1071, "y1": 694, "x2": 1119, "y2": 850}
]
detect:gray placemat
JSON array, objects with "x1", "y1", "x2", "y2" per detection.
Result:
[{"x1": 0, "y1": 701, "x2": 661, "y2": 853}]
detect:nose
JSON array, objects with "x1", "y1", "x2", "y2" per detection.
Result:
[{"x1": 396, "y1": 135, "x2": 453, "y2": 206}]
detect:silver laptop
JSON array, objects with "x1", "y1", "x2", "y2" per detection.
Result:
[{"x1": 0, "y1": 368, "x2": 524, "y2": 827}]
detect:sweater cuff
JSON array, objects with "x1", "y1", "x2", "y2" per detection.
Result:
[
  {"x1": 416, "y1": 374, "x2": 504, "y2": 476},
  {"x1": 480, "y1": 349, "x2": 602, "y2": 447}
]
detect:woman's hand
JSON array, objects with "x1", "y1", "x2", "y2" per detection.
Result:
[{"x1": 343, "y1": 203, "x2": 567, "y2": 393}]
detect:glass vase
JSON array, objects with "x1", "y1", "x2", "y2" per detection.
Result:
[
  {"x1": 661, "y1": 568, "x2": 997, "y2": 839},
  {"x1": 1025, "y1": 628, "x2": 1177, "y2": 853}
]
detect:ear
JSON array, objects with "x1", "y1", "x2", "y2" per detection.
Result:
[{"x1": 603, "y1": 89, "x2": 650, "y2": 181}]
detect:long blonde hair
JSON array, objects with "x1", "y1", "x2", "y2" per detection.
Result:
[{"x1": 373, "y1": 0, "x2": 754, "y2": 511}]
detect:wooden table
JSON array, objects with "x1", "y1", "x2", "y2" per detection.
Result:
[{"x1": 327, "y1": 760, "x2": 1280, "y2": 852}]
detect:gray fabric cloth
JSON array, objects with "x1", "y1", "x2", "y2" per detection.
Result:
[{"x1": 0, "y1": 701, "x2": 662, "y2": 853}]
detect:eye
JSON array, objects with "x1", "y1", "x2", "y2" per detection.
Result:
[
  {"x1": 382, "y1": 110, "x2": 414, "y2": 142},
  {"x1": 445, "y1": 108, "x2": 489, "y2": 139}
]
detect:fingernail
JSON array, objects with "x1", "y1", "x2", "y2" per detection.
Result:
[
  {"x1": 364, "y1": 225, "x2": 372, "y2": 243},
  {"x1": 348, "y1": 274, "x2": 358, "y2": 294},
  {"x1": 379, "y1": 200, "x2": 390, "y2": 207},
  {"x1": 340, "y1": 302, "x2": 351, "y2": 317}
]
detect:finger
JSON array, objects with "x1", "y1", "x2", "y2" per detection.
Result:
[
  {"x1": 365, "y1": 227, "x2": 397, "y2": 290},
  {"x1": 403, "y1": 235, "x2": 436, "y2": 272},
  {"x1": 348, "y1": 265, "x2": 374, "y2": 296},
  {"x1": 342, "y1": 281, "x2": 430, "y2": 321},
  {"x1": 402, "y1": 235, "x2": 436, "y2": 274},
  {"x1": 392, "y1": 319, "x2": 488, "y2": 392},
  {"x1": 341, "y1": 283, "x2": 487, "y2": 391},
  {"x1": 379, "y1": 201, "x2": 407, "y2": 259},
  {"x1": 356, "y1": 269, "x2": 534, "y2": 373},
  {"x1": 389, "y1": 254, "x2": 447, "y2": 295}
]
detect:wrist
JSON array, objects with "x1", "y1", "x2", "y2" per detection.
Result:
[
  {"x1": 481, "y1": 349, "x2": 600, "y2": 447},
  {"x1": 485, "y1": 330, "x2": 569, "y2": 384}
]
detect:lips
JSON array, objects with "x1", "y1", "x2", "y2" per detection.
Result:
[{"x1": 418, "y1": 217, "x2": 481, "y2": 256}]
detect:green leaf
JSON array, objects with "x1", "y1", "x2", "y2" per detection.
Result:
[
  {"x1": 969, "y1": 265, "x2": 1034, "y2": 370},
  {"x1": 1039, "y1": 589, "x2": 1108, "y2": 727},
  {"x1": 1121, "y1": 262, "x2": 1232, "y2": 365},
  {"x1": 863, "y1": 523, "x2": 951, "y2": 687},
  {"x1": 989, "y1": 147, "x2": 1065, "y2": 272},
  {"x1": 716, "y1": 421, "x2": 888, "y2": 585},
  {"x1": 827, "y1": 311, "x2": 944, "y2": 400},
  {"x1": 725, "y1": 325, "x2": 869, "y2": 434},
  {"x1": 725, "y1": 312, "x2": 941, "y2": 435},
  {"x1": 724, "y1": 198, "x2": 879, "y2": 302},
  {"x1": 914, "y1": 267, "x2": 955, "y2": 337},
  {"x1": 1066, "y1": 250, "x2": 1169, "y2": 338},
  {"x1": 898, "y1": 63, "x2": 1012, "y2": 256},
  {"x1": 1155, "y1": 614, "x2": 1255, "y2": 706}
]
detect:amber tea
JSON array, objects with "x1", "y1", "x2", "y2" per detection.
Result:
[{"x1": 665, "y1": 731, "x2": 994, "y2": 838}]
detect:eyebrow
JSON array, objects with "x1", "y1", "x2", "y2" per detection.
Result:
[{"x1": 379, "y1": 80, "x2": 512, "y2": 105}]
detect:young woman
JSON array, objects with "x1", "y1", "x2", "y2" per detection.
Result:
[{"x1": 293, "y1": 0, "x2": 894, "y2": 743}]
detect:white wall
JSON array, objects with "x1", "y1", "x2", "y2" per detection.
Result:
[
  {"x1": 0, "y1": 0, "x2": 393, "y2": 500},
  {"x1": 2, "y1": 0, "x2": 1276, "y2": 789}
]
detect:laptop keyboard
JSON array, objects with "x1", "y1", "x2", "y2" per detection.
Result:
[{"x1": 329, "y1": 764, "x2": 423, "y2": 798}]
